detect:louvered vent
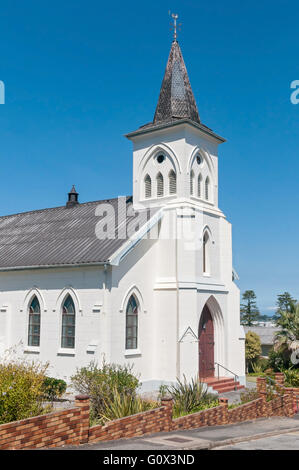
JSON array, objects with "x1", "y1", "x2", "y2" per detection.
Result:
[
  {"x1": 157, "y1": 173, "x2": 164, "y2": 197},
  {"x1": 144, "y1": 175, "x2": 151, "y2": 199},
  {"x1": 169, "y1": 171, "x2": 176, "y2": 194},
  {"x1": 190, "y1": 171, "x2": 194, "y2": 195},
  {"x1": 198, "y1": 175, "x2": 202, "y2": 198},
  {"x1": 205, "y1": 177, "x2": 209, "y2": 200}
]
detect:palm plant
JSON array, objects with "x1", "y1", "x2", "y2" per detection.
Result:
[{"x1": 274, "y1": 301, "x2": 299, "y2": 356}]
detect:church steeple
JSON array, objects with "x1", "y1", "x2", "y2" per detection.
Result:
[{"x1": 153, "y1": 40, "x2": 200, "y2": 125}]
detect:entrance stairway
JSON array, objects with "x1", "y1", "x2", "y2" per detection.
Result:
[{"x1": 202, "y1": 376, "x2": 244, "y2": 394}]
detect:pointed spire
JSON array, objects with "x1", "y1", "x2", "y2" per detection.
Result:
[
  {"x1": 153, "y1": 40, "x2": 200, "y2": 125},
  {"x1": 66, "y1": 185, "x2": 79, "y2": 208}
]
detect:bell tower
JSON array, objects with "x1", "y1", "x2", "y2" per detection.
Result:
[{"x1": 126, "y1": 29, "x2": 225, "y2": 211}]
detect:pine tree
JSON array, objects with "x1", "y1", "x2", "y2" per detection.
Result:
[
  {"x1": 240, "y1": 290, "x2": 260, "y2": 326},
  {"x1": 274, "y1": 292, "x2": 297, "y2": 322}
]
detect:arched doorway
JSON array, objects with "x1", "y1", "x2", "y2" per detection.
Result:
[{"x1": 198, "y1": 305, "x2": 215, "y2": 378}]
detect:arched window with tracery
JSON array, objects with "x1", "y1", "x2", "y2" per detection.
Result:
[
  {"x1": 61, "y1": 295, "x2": 76, "y2": 349},
  {"x1": 28, "y1": 296, "x2": 41, "y2": 347},
  {"x1": 125, "y1": 295, "x2": 138, "y2": 350}
]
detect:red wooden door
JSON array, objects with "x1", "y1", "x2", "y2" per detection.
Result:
[{"x1": 198, "y1": 306, "x2": 214, "y2": 378}]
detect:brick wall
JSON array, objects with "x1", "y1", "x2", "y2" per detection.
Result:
[
  {"x1": 89, "y1": 398, "x2": 173, "y2": 443},
  {"x1": 0, "y1": 394, "x2": 89, "y2": 450},
  {"x1": 172, "y1": 401, "x2": 227, "y2": 431},
  {"x1": 228, "y1": 398, "x2": 264, "y2": 424},
  {"x1": 0, "y1": 376, "x2": 297, "y2": 449},
  {"x1": 274, "y1": 372, "x2": 299, "y2": 414}
]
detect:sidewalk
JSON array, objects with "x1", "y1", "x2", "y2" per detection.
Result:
[{"x1": 57, "y1": 414, "x2": 299, "y2": 451}]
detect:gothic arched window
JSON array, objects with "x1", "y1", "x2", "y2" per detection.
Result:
[
  {"x1": 205, "y1": 177, "x2": 210, "y2": 200},
  {"x1": 126, "y1": 295, "x2": 138, "y2": 350},
  {"x1": 61, "y1": 295, "x2": 76, "y2": 349},
  {"x1": 156, "y1": 173, "x2": 164, "y2": 198},
  {"x1": 144, "y1": 174, "x2": 152, "y2": 199},
  {"x1": 190, "y1": 170, "x2": 195, "y2": 196},
  {"x1": 169, "y1": 170, "x2": 176, "y2": 195},
  {"x1": 28, "y1": 296, "x2": 41, "y2": 347}
]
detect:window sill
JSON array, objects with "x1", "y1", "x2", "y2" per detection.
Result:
[
  {"x1": 125, "y1": 349, "x2": 142, "y2": 357},
  {"x1": 57, "y1": 348, "x2": 76, "y2": 357},
  {"x1": 24, "y1": 346, "x2": 40, "y2": 354}
]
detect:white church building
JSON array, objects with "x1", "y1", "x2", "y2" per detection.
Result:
[{"x1": 0, "y1": 37, "x2": 245, "y2": 391}]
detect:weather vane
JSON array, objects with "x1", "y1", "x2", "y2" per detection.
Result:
[{"x1": 169, "y1": 12, "x2": 181, "y2": 41}]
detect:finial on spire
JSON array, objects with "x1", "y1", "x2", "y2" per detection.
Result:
[{"x1": 169, "y1": 12, "x2": 181, "y2": 41}]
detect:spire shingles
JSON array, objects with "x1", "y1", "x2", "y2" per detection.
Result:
[{"x1": 153, "y1": 40, "x2": 200, "y2": 125}]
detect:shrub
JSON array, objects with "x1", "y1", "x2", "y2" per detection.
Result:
[
  {"x1": 239, "y1": 387, "x2": 260, "y2": 404},
  {"x1": 251, "y1": 363, "x2": 264, "y2": 375},
  {"x1": 256, "y1": 357, "x2": 269, "y2": 371},
  {"x1": 283, "y1": 369, "x2": 299, "y2": 387},
  {"x1": 42, "y1": 377, "x2": 67, "y2": 401},
  {"x1": 245, "y1": 331, "x2": 261, "y2": 371},
  {"x1": 0, "y1": 359, "x2": 50, "y2": 424},
  {"x1": 95, "y1": 387, "x2": 158, "y2": 425},
  {"x1": 267, "y1": 348, "x2": 292, "y2": 371},
  {"x1": 166, "y1": 375, "x2": 218, "y2": 418},
  {"x1": 71, "y1": 360, "x2": 140, "y2": 421}
]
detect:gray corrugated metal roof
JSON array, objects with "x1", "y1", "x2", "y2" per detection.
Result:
[
  {"x1": 0, "y1": 196, "x2": 155, "y2": 270},
  {"x1": 244, "y1": 326, "x2": 280, "y2": 345}
]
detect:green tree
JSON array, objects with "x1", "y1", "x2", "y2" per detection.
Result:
[
  {"x1": 274, "y1": 301, "x2": 299, "y2": 361},
  {"x1": 245, "y1": 331, "x2": 261, "y2": 372},
  {"x1": 240, "y1": 290, "x2": 260, "y2": 326},
  {"x1": 274, "y1": 292, "x2": 297, "y2": 323}
]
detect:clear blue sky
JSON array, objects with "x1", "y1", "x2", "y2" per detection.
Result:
[{"x1": 0, "y1": 0, "x2": 298, "y2": 314}]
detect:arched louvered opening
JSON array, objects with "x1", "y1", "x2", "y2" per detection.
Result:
[
  {"x1": 61, "y1": 294, "x2": 76, "y2": 349},
  {"x1": 28, "y1": 296, "x2": 41, "y2": 347},
  {"x1": 125, "y1": 295, "x2": 138, "y2": 350},
  {"x1": 169, "y1": 170, "x2": 176, "y2": 195},
  {"x1": 205, "y1": 177, "x2": 210, "y2": 200},
  {"x1": 156, "y1": 172, "x2": 164, "y2": 197},
  {"x1": 190, "y1": 170, "x2": 194, "y2": 196},
  {"x1": 144, "y1": 174, "x2": 152, "y2": 199},
  {"x1": 198, "y1": 174, "x2": 202, "y2": 198}
]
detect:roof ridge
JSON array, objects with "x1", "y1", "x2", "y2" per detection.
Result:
[{"x1": 0, "y1": 196, "x2": 132, "y2": 220}]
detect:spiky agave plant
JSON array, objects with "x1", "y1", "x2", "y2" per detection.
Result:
[
  {"x1": 97, "y1": 387, "x2": 158, "y2": 424},
  {"x1": 167, "y1": 375, "x2": 216, "y2": 416}
]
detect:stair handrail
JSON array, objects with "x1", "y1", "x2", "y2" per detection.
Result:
[{"x1": 214, "y1": 362, "x2": 239, "y2": 391}]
